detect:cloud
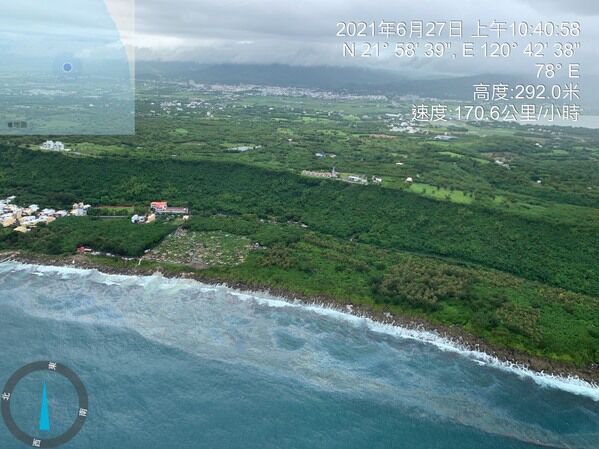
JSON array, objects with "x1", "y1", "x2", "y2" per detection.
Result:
[
  {"x1": 1, "y1": 0, "x2": 130, "y2": 61},
  {"x1": 129, "y1": 0, "x2": 598, "y2": 77},
  {"x1": 6, "y1": 0, "x2": 598, "y2": 78},
  {"x1": 520, "y1": 0, "x2": 599, "y2": 15}
]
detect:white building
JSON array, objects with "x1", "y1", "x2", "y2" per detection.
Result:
[
  {"x1": 301, "y1": 169, "x2": 339, "y2": 179},
  {"x1": 347, "y1": 175, "x2": 368, "y2": 184},
  {"x1": 40, "y1": 141, "x2": 66, "y2": 151},
  {"x1": 70, "y1": 202, "x2": 90, "y2": 216},
  {"x1": 131, "y1": 214, "x2": 145, "y2": 224},
  {"x1": 434, "y1": 134, "x2": 457, "y2": 141},
  {"x1": 20, "y1": 216, "x2": 38, "y2": 225}
]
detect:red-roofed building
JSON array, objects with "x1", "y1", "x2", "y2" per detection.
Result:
[
  {"x1": 150, "y1": 201, "x2": 168, "y2": 212},
  {"x1": 150, "y1": 201, "x2": 189, "y2": 215}
]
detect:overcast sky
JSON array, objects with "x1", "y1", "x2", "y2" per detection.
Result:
[
  {"x1": 5, "y1": 0, "x2": 597, "y2": 78},
  {"x1": 113, "y1": 0, "x2": 597, "y2": 77}
]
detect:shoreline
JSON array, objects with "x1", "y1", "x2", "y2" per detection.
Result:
[{"x1": 3, "y1": 250, "x2": 598, "y2": 387}]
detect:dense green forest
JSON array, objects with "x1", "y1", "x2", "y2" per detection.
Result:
[
  {"x1": 0, "y1": 85, "x2": 597, "y2": 371},
  {"x1": 0, "y1": 148, "x2": 596, "y2": 298},
  {"x1": 6, "y1": 211, "x2": 596, "y2": 367},
  {"x1": 0, "y1": 218, "x2": 176, "y2": 256}
]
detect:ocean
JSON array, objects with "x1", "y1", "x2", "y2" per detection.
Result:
[{"x1": 0, "y1": 262, "x2": 597, "y2": 449}]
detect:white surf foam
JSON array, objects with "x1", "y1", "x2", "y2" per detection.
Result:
[
  {"x1": 224, "y1": 287, "x2": 599, "y2": 401},
  {"x1": 2, "y1": 261, "x2": 598, "y2": 401}
]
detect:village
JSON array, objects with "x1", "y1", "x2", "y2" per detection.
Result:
[
  {"x1": 1, "y1": 195, "x2": 191, "y2": 236},
  {"x1": 0, "y1": 197, "x2": 90, "y2": 233}
]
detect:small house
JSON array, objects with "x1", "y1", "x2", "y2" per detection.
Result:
[
  {"x1": 434, "y1": 134, "x2": 457, "y2": 141},
  {"x1": 347, "y1": 175, "x2": 368, "y2": 185},
  {"x1": 2, "y1": 217, "x2": 16, "y2": 227},
  {"x1": 150, "y1": 201, "x2": 168, "y2": 212},
  {"x1": 131, "y1": 214, "x2": 145, "y2": 224},
  {"x1": 70, "y1": 208, "x2": 87, "y2": 217}
]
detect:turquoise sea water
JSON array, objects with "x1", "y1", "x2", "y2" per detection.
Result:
[{"x1": 0, "y1": 263, "x2": 597, "y2": 449}]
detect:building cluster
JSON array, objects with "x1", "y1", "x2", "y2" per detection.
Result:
[
  {"x1": 227, "y1": 145, "x2": 262, "y2": 152},
  {"x1": 301, "y1": 169, "x2": 383, "y2": 186},
  {"x1": 0, "y1": 197, "x2": 89, "y2": 233},
  {"x1": 40, "y1": 141, "x2": 67, "y2": 151},
  {"x1": 131, "y1": 201, "x2": 190, "y2": 224},
  {"x1": 202, "y1": 83, "x2": 387, "y2": 101},
  {"x1": 385, "y1": 114, "x2": 422, "y2": 134},
  {"x1": 160, "y1": 101, "x2": 183, "y2": 112},
  {"x1": 153, "y1": 97, "x2": 223, "y2": 117},
  {"x1": 347, "y1": 175, "x2": 383, "y2": 185},
  {"x1": 301, "y1": 169, "x2": 339, "y2": 179},
  {"x1": 149, "y1": 83, "x2": 387, "y2": 119},
  {"x1": 390, "y1": 123, "x2": 420, "y2": 134}
]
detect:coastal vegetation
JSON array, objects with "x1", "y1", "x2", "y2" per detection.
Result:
[
  {"x1": 0, "y1": 150, "x2": 596, "y2": 368},
  {"x1": 0, "y1": 149, "x2": 596, "y2": 297},
  {"x1": 0, "y1": 86, "x2": 597, "y2": 372}
]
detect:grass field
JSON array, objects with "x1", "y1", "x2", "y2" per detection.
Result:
[
  {"x1": 408, "y1": 183, "x2": 474, "y2": 204},
  {"x1": 146, "y1": 229, "x2": 251, "y2": 267}
]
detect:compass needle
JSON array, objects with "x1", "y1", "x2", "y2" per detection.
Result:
[
  {"x1": 39, "y1": 382, "x2": 50, "y2": 432},
  {"x1": 3, "y1": 362, "x2": 88, "y2": 447}
]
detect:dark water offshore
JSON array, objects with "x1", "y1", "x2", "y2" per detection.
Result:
[{"x1": 0, "y1": 263, "x2": 597, "y2": 449}]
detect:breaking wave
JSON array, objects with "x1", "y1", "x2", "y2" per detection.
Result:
[{"x1": 1, "y1": 261, "x2": 598, "y2": 449}]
